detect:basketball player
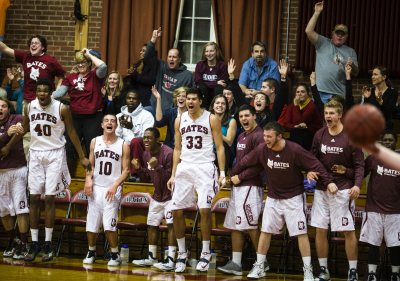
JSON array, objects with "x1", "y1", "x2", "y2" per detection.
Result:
[
  {"x1": 20, "y1": 78, "x2": 89, "y2": 262},
  {"x1": 131, "y1": 127, "x2": 177, "y2": 271},
  {"x1": 167, "y1": 88, "x2": 226, "y2": 273},
  {"x1": 217, "y1": 104, "x2": 266, "y2": 276},
  {"x1": 310, "y1": 100, "x2": 364, "y2": 281},
  {"x1": 82, "y1": 114, "x2": 130, "y2": 266},
  {"x1": 0, "y1": 97, "x2": 29, "y2": 259},
  {"x1": 232, "y1": 121, "x2": 337, "y2": 281},
  {"x1": 361, "y1": 131, "x2": 400, "y2": 281}
]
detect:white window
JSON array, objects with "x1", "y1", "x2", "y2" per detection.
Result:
[{"x1": 175, "y1": 0, "x2": 216, "y2": 71}]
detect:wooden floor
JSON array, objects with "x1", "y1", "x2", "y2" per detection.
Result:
[{"x1": 0, "y1": 256, "x2": 348, "y2": 281}]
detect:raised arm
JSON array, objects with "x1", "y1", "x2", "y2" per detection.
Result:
[
  {"x1": 0, "y1": 41, "x2": 15, "y2": 58},
  {"x1": 305, "y1": 1, "x2": 323, "y2": 44}
]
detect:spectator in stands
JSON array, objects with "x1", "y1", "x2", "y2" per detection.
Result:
[
  {"x1": 153, "y1": 86, "x2": 187, "y2": 149},
  {"x1": 116, "y1": 90, "x2": 154, "y2": 181},
  {"x1": 131, "y1": 127, "x2": 177, "y2": 271},
  {"x1": 239, "y1": 41, "x2": 280, "y2": 99},
  {"x1": 223, "y1": 59, "x2": 247, "y2": 119},
  {"x1": 361, "y1": 66, "x2": 398, "y2": 130},
  {"x1": 4, "y1": 66, "x2": 23, "y2": 114},
  {"x1": 102, "y1": 71, "x2": 124, "y2": 115},
  {"x1": 253, "y1": 92, "x2": 272, "y2": 129},
  {"x1": 361, "y1": 131, "x2": 400, "y2": 281},
  {"x1": 278, "y1": 83, "x2": 322, "y2": 150},
  {"x1": 195, "y1": 42, "x2": 228, "y2": 109},
  {"x1": 53, "y1": 48, "x2": 107, "y2": 176},
  {"x1": 148, "y1": 28, "x2": 193, "y2": 113},
  {"x1": 305, "y1": 1, "x2": 359, "y2": 103},
  {"x1": 0, "y1": 35, "x2": 65, "y2": 103},
  {"x1": 209, "y1": 94, "x2": 237, "y2": 170},
  {"x1": 127, "y1": 28, "x2": 160, "y2": 107}
]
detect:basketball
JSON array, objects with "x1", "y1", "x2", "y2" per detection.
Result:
[{"x1": 343, "y1": 104, "x2": 385, "y2": 146}]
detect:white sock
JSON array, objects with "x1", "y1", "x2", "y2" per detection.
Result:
[
  {"x1": 30, "y1": 229, "x2": 39, "y2": 242},
  {"x1": 232, "y1": 251, "x2": 242, "y2": 266},
  {"x1": 349, "y1": 260, "x2": 358, "y2": 269},
  {"x1": 89, "y1": 246, "x2": 96, "y2": 251},
  {"x1": 168, "y1": 246, "x2": 177, "y2": 259},
  {"x1": 176, "y1": 237, "x2": 186, "y2": 253},
  {"x1": 392, "y1": 265, "x2": 400, "y2": 273},
  {"x1": 302, "y1": 256, "x2": 311, "y2": 266},
  {"x1": 318, "y1": 258, "x2": 328, "y2": 268},
  {"x1": 45, "y1": 227, "x2": 53, "y2": 242},
  {"x1": 368, "y1": 264, "x2": 377, "y2": 273},
  {"x1": 256, "y1": 253, "x2": 266, "y2": 264},
  {"x1": 202, "y1": 240, "x2": 210, "y2": 253},
  {"x1": 111, "y1": 247, "x2": 118, "y2": 253},
  {"x1": 149, "y1": 245, "x2": 157, "y2": 259}
]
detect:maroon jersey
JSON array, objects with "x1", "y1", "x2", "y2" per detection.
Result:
[
  {"x1": 14, "y1": 50, "x2": 65, "y2": 102},
  {"x1": 0, "y1": 114, "x2": 27, "y2": 169},
  {"x1": 234, "y1": 126, "x2": 265, "y2": 187},
  {"x1": 311, "y1": 127, "x2": 364, "y2": 191},
  {"x1": 194, "y1": 60, "x2": 228, "y2": 89},
  {"x1": 138, "y1": 145, "x2": 173, "y2": 202},
  {"x1": 233, "y1": 140, "x2": 333, "y2": 199},
  {"x1": 62, "y1": 69, "x2": 103, "y2": 114},
  {"x1": 364, "y1": 155, "x2": 400, "y2": 214}
]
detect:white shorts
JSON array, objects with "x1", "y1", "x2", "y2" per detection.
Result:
[
  {"x1": 86, "y1": 186, "x2": 121, "y2": 232},
  {"x1": 360, "y1": 212, "x2": 400, "y2": 247},
  {"x1": 261, "y1": 193, "x2": 308, "y2": 237},
  {"x1": 0, "y1": 167, "x2": 29, "y2": 217},
  {"x1": 170, "y1": 162, "x2": 219, "y2": 210},
  {"x1": 310, "y1": 189, "x2": 355, "y2": 232},
  {"x1": 224, "y1": 185, "x2": 263, "y2": 230},
  {"x1": 147, "y1": 198, "x2": 173, "y2": 226},
  {"x1": 28, "y1": 148, "x2": 71, "y2": 196}
]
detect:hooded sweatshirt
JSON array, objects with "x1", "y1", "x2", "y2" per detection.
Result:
[{"x1": 116, "y1": 104, "x2": 154, "y2": 143}]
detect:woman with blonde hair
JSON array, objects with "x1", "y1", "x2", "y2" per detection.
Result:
[{"x1": 102, "y1": 71, "x2": 124, "y2": 115}]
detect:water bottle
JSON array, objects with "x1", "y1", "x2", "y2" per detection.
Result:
[
  {"x1": 209, "y1": 249, "x2": 216, "y2": 269},
  {"x1": 120, "y1": 244, "x2": 129, "y2": 264}
]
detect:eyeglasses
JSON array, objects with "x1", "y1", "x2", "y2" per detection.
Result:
[{"x1": 76, "y1": 61, "x2": 88, "y2": 66}]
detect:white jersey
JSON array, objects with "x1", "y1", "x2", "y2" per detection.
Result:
[
  {"x1": 93, "y1": 136, "x2": 124, "y2": 188},
  {"x1": 28, "y1": 99, "x2": 66, "y2": 151},
  {"x1": 179, "y1": 110, "x2": 215, "y2": 164}
]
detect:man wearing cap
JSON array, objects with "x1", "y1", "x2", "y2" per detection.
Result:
[{"x1": 305, "y1": 1, "x2": 359, "y2": 104}]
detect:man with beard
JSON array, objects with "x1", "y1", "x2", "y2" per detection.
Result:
[{"x1": 239, "y1": 41, "x2": 280, "y2": 100}]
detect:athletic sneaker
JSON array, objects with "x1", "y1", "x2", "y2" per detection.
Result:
[
  {"x1": 196, "y1": 252, "x2": 212, "y2": 272},
  {"x1": 315, "y1": 266, "x2": 330, "y2": 281},
  {"x1": 264, "y1": 260, "x2": 270, "y2": 272},
  {"x1": 13, "y1": 242, "x2": 28, "y2": 260},
  {"x1": 347, "y1": 268, "x2": 358, "y2": 281},
  {"x1": 175, "y1": 251, "x2": 188, "y2": 273},
  {"x1": 83, "y1": 250, "x2": 96, "y2": 264},
  {"x1": 132, "y1": 252, "x2": 158, "y2": 267},
  {"x1": 107, "y1": 252, "x2": 122, "y2": 266},
  {"x1": 303, "y1": 264, "x2": 314, "y2": 281},
  {"x1": 42, "y1": 241, "x2": 54, "y2": 262},
  {"x1": 24, "y1": 241, "x2": 40, "y2": 262},
  {"x1": 247, "y1": 261, "x2": 266, "y2": 280},
  {"x1": 153, "y1": 256, "x2": 175, "y2": 271},
  {"x1": 391, "y1": 272, "x2": 400, "y2": 281},
  {"x1": 217, "y1": 260, "x2": 243, "y2": 276},
  {"x1": 367, "y1": 272, "x2": 377, "y2": 281},
  {"x1": 3, "y1": 239, "x2": 19, "y2": 257}
]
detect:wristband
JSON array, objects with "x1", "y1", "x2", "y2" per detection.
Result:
[{"x1": 220, "y1": 171, "x2": 225, "y2": 178}]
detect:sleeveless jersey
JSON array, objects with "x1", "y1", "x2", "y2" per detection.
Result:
[
  {"x1": 28, "y1": 99, "x2": 66, "y2": 151},
  {"x1": 93, "y1": 136, "x2": 124, "y2": 188},
  {"x1": 179, "y1": 110, "x2": 215, "y2": 163}
]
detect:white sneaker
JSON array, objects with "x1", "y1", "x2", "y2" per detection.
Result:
[
  {"x1": 132, "y1": 257, "x2": 158, "y2": 267},
  {"x1": 303, "y1": 264, "x2": 314, "y2": 281},
  {"x1": 196, "y1": 252, "x2": 212, "y2": 272},
  {"x1": 247, "y1": 261, "x2": 266, "y2": 280},
  {"x1": 107, "y1": 253, "x2": 122, "y2": 266},
  {"x1": 315, "y1": 266, "x2": 330, "y2": 281},
  {"x1": 174, "y1": 251, "x2": 188, "y2": 273},
  {"x1": 153, "y1": 256, "x2": 175, "y2": 271},
  {"x1": 83, "y1": 250, "x2": 96, "y2": 264}
]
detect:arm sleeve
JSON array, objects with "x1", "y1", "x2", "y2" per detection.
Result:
[
  {"x1": 52, "y1": 85, "x2": 69, "y2": 99},
  {"x1": 352, "y1": 147, "x2": 365, "y2": 187},
  {"x1": 272, "y1": 80, "x2": 289, "y2": 121},
  {"x1": 95, "y1": 63, "x2": 108, "y2": 79}
]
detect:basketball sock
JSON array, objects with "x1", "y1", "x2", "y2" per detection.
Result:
[
  {"x1": 168, "y1": 246, "x2": 177, "y2": 259},
  {"x1": 232, "y1": 251, "x2": 242, "y2": 266},
  {"x1": 390, "y1": 246, "x2": 400, "y2": 269},
  {"x1": 202, "y1": 240, "x2": 210, "y2": 253},
  {"x1": 149, "y1": 245, "x2": 157, "y2": 259},
  {"x1": 392, "y1": 266, "x2": 400, "y2": 273},
  {"x1": 89, "y1": 246, "x2": 96, "y2": 251},
  {"x1": 20, "y1": 232, "x2": 28, "y2": 244},
  {"x1": 318, "y1": 258, "x2": 328, "y2": 268},
  {"x1": 176, "y1": 237, "x2": 186, "y2": 253},
  {"x1": 256, "y1": 253, "x2": 266, "y2": 264},
  {"x1": 302, "y1": 256, "x2": 311, "y2": 266},
  {"x1": 368, "y1": 264, "x2": 377, "y2": 273},
  {"x1": 110, "y1": 247, "x2": 118, "y2": 253},
  {"x1": 349, "y1": 260, "x2": 358, "y2": 269},
  {"x1": 368, "y1": 245, "x2": 380, "y2": 267},
  {"x1": 30, "y1": 229, "x2": 39, "y2": 242},
  {"x1": 45, "y1": 227, "x2": 53, "y2": 242}
]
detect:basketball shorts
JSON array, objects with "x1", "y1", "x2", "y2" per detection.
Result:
[
  {"x1": 360, "y1": 212, "x2": 400, "y2": 247},
  {"x1": 0, "y1": 167, "x2": 29, "y2": 217},
  {"x1": 147, "y1": 198, "x2": 173, "y2": 226}
]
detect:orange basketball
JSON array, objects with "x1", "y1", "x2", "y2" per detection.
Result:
[{"x1": 343, "y1": 104, "x2": 385, "y2": 146}]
